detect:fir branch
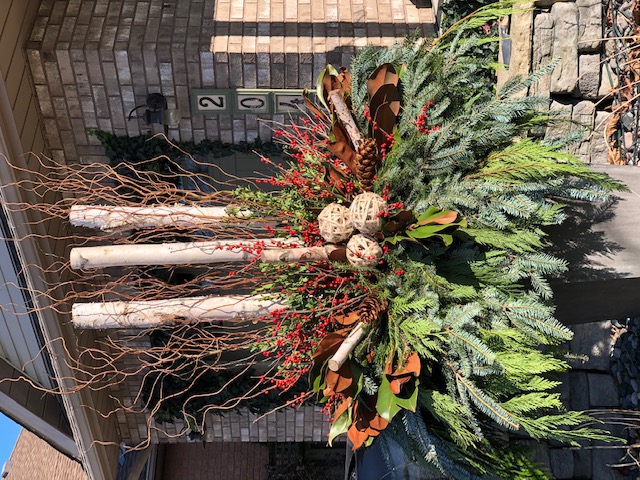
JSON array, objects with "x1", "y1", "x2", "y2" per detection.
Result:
[
  {"x1": 447, "y1": 329, "x2": 496, "y2": 365},
  {"x1": 421, "y1": 389, "x2": 480, "y2": 449},
  {"x1": 447, "y1": 361, "x2": 520, "y2": 430}
]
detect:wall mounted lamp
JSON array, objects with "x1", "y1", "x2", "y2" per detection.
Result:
[{"x1": 128, "y1": 93, "x2": 181, "y2": 132}]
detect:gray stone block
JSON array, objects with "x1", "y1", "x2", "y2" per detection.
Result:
[
  {"x1": 571, "y1": 100, "x2": 596, "y2": 161},
  {"x1": 531, "y1": 12, "x2": 554, "y2": 97},
  {"x1": 570, "y1": 371, "x2": 591, "y2": 411},
  {"x1": 592, "y1": 445, "x2": 627, "y2": 480},
  {"x1": 568, "y1": 321, "x2": 614, "y2": 371},
  {"x1": 545, "y1": 100, "x2": 573, "y2": 143},
  {"x1": 577, "y1": 0, "x2": 603, "y2": 52},
  {"x1": 550, "y1": 2, "x2": 579, "y2": 94},
  {"x1": 573, "y1": 448, "x2": 593, "y2": 478},
  {"x1": 588, "y1": 373, "x2": 619, "y2": 407},
  {"x1": 550, "y1": 448, "x2": 574, "y2": 479},
  {"x1": 579, "y1": 54, "x2": 601, "y2": 100},
  {"x1": 599, "y1": 63, "x2": 618, "y2": 98},
  {"x1": 590, "y1": 110, "x2": 611, "y2": 164}
]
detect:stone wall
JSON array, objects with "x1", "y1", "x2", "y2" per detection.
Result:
[{"x1": 501, "y1": 0, "x2": 615, "y2": 165}]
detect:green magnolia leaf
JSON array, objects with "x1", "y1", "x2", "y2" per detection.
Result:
[
  {"x1": 317, "y1": 65, "x2": 340, "y2": 112},
  {"x1": 351, "y1": 362, "x2": 364, "y2": 398},
  {"x1": 329, "y1": 406, "x2": 351, "y2": 446},
  {"x1": 407, "y1": 224, "x2": 451, "y2": 238},
  {"x1": 383, "y1": 234, "x2": 412, "y2": 245},
  {"x1": 376, "y1": 375, "x2": 419, "y2": 422},
  {"x1": 408, "y1": 232, "x2": 452, "y2": 245},
  {"x1": 310, "y1": 363, "x2": 327, "y2": 393}
]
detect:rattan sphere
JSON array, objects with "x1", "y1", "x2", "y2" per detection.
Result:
[
  {"x1": 349, "y1": 192, "x2": 388, "y2": 234},
  {"x1": 318, "y1": 203, "x2": 353, "y2": 243},
  {"x1": 346, "y1": 234, "x2": 383, "y2": 267}
]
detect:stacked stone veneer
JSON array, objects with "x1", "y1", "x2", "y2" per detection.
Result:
[
  {"x1": 504, "y1": 0, "x2": 615, "y2": 164},
  {"x1": 27, "y1": 0, "x2": 434, "y2": 166}
]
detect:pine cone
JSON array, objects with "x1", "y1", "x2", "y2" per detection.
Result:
[
  {"x1": 359, "y1": 296, "x2": 388, "y2": 325},
  {"x1": 355, "y1": 138, "x2": 380, "y2": 191}
]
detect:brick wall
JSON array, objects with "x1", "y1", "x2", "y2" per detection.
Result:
[
  {"x1": 159, "y1": 442, "x2": 269, "y2": 480},
  {"x1": 27, "y1": 0, "x2": 434, "y2": 165}
]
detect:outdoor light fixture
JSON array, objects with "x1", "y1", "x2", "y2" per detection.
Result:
[{"x1": 128, "y1": 93, "x2": 181, "y2": 132}]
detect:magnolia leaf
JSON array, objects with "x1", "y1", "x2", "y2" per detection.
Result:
[
  {"x1": 328, "y1": 247, "x2": 348, "y2": 262},
  {"x1": 385, "y1": 353, "x2": 421, "y2": 394},
  {"x1": 369, "y1": 84, "x2": 401, "y2": 150},
  {"x1": 325, "y1": 362, "x2": 354, "y2": 396},
  {"x1": 327, "y1": 122, "x2": 356, "y2": 170},
  {"x1": 383, "y1": 220, "x2": 401, "y2": 234},
  {"x1": 415, "y1": 210, "x2": 458, "y2": 226},
  {"x1": 348, "y1": 421, "x2": 370, "y2": 450},
  {"x1": 414, "y1": 206, "x2": 457, "y2": 225},
  {"x1": 406, "y1": 224, "x2": 453, "y2": 238},
  {"x1": 368, "y1": 413, "x2": 389, "y2": 432},
  {"x1": 303, "y1": 90, "x2": 329, "y2": 123},
  {"x1": 383, "y1": 210, "x2": 415, "y2": 234},
  {"x1": 312, "y1": 332, "x2": 345, "y2": 362},
  {"x1": 310, "y1": 365, "x2": 327, "y2": 393},
  {"x1": 394, "y1": 210, "x2": 415, "y2": 223},
  {"x1": 340, "y1": 66, "x2": 352, "y2": 96},
  {"x1": 395, "y1": 64, "x2": 407, "y2": 80},
  {"x1": 376, "y1": 376, "x2": 401, "y2": 422},
  {"x1": 329, "y1": 405, "x2": 351, "y2": 446},
  {"x1": 403, "y1": 353, "x2": 421, "y2": 375},
  {"x1": 376, "y1": 374, "x2": 420, "y2": 423},
  {"x1": 335, "y1": 310, "x2": 360, "y2": 326},
  {"x1": 334, "y1": 397, "x2": 352, "y2": 420},
  {"x1": 393, "y1": 378, "x2": 419, "y2": 412},
  {"x1": 317, "y1": 65, "x2": 340, "y2": 111},
  {"x1": 367, "y1": 63, "x2": 399, "y2": 99},
  {"x1": 310, "y1": 333, "x2": 345, "y2": 390},
  {"x1": 351, "y1": 362, "x2": 364, "y2": 399},
  {"x1": 382, "y1": 234, "x2": 412, "y2": 245},
  {"x1": 322, "y1": 163, "x2": 348, "y2": 195}
]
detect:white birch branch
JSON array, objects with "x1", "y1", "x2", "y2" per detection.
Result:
[
  {"x1": 69, "y1": 241, "x2": 336, "y2": 269},
  {"x1": 260, "y1": 245, "x2": 338, "y2": 264},
  {"x1": 72, "y1": 294, "x2": 285, "y2": 329},
  {"x1": 328, "y1": 322, "x2": 366, "y2": 372},
  {"x1": 69, "y1": 204, "x2": 254, "y2": 231},
  {"x1": 328, "y1": 89, "x2": 363, "y2": 149},
  {"x1": 69, "y1": 238, "x2": 305, "y2": 269}
]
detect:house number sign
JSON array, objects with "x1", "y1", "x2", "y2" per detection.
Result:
[{"x1": 192, "y1": 89, "x2": 307, "y2": 115}]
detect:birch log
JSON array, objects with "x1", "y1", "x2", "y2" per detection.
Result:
[
  {"x1": 328, "y1": 89, "x2": 363, "y2": 149},
  {"x1": 72, "y1": 294, "x2": 285, "y2": 329},
  {"x1": 328, "y1": 322, "x2": 366, "y2": 372},
  {"x1": 69, "y1": 238, "x2": 300, "y2": 269},
  {"x1": 70, "y1": 240, "x2": 336, "y2": 269},
  {"x1": 69, "y1": 204, "x2": 253, "y2": 230}
]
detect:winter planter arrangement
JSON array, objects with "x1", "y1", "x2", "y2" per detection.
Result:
[{"x1": 62, "y1": 4, "x2": 629, "y2": 478}]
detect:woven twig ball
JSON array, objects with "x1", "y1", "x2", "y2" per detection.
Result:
[
  {"x1": 346, "y1": 234, "x2": 383, "y2": 267},
  {"x1": 349, "y1": 192, "x2": 388, "y2": 234},
  {"x1": 318, "y1": 203, "x2": 353, "y2": 243}
]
